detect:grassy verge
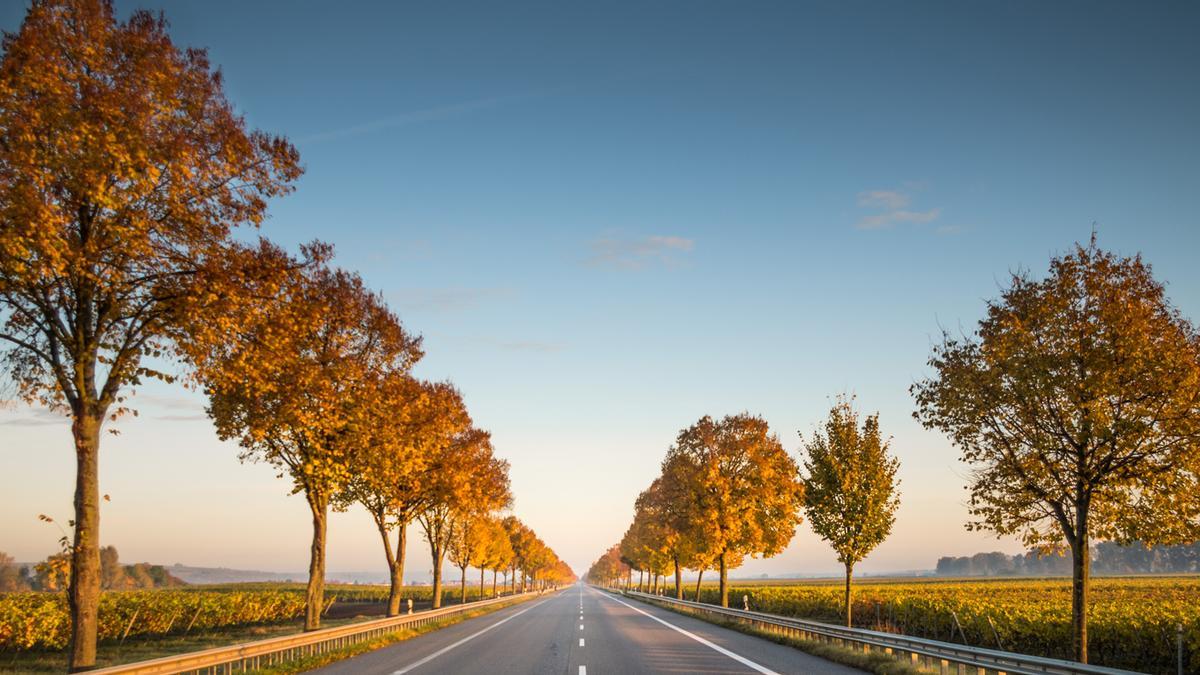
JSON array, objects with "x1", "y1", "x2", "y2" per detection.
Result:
[
  {"x1": 635, "y1": 596, "x2": 926, "y2": 675},
  {"x1": 0, "y1": 596, "x2": 530, "y2": 673}
]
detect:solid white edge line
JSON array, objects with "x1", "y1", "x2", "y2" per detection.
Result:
[
  {"x1": 390, "y1": 599, "x2": 547, "y2": 674},
  {"x1": 592, "y1": 589, "x2": 780, "y2": 675}
]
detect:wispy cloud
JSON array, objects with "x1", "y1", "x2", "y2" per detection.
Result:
[
  {"x1": 490, "y1": 339, "x2": 564, "y2": 353},
  {"x1": 429, "y1": 333, "x2": 565, "y2": 354},
  {"x1": 296, "y1": 95, "x2": 527, "y2": 145},
  {"x1": 0, "y1": 405, "x2": 68, "y2": 426},
  {"x1": 855, "y1": 188, "x2": 941, "y2": 230},
  {"x1": 857, "y1": 190, "x2": 910, "y2": 210},
  {"x1": 155, "y1": 413, "x2": 209, "y2": 422},
  {"x1": 587, "y1": 235, "x2": 695, "y2": 269},
  {"x1": 857, "y1": 208, "x2": 942, "y2": 230},
  {"x1": 133, "y1": 394, "x2": 201, "y2": 410},
  {"x1": 387, "y1": 287, "x2": 513, "y2": 314}
]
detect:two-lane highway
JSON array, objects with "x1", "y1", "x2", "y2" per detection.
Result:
[{"x1": 311, "y1": 584, "x2": 861, "y2": 674}]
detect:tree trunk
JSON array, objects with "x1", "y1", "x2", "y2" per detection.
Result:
[
  {"x1": 460, "y1": 564, "x2": 468, "y2": 605},
  {"x1": 673, "y1": 556, "x2": 682, "y2": 600},
  {"x1": 390, "y1": 524, "x2": 407, "y2": 616},
  {"x1": 480, "y1": 566, "x2": 486, "y2": 602},
  {"x1": 844, "y1": 562, "x2": 853, "y2": 627},
  {"x1": 67, "y1": 413, "x2": 102, "y2": 672},
  {"x1": 492, "y1": 569, "x2": 498, "y2": 598},
  {"x1": 694, "y1": 569, "x2": 704, "y2": 602},
  {"x1": 304, "y1": 491, "x2": 329, "y2": 631},
  {"x1": 718, "y1": 551, "x2": 728, "y2": 608},
  {"x1": 638, "y1": 569, "x2": 644, "y2": 593},
  {"x1": 431, "y1": 544, "x2": 444, "y2": 609},
  {"x1": 373, "y1": 513, "x2": 405, "y2": 617},
  {"x1": 1071, "y1": 526, "x2": 1091, "y2": 663}
]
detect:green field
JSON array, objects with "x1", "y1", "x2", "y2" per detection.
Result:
[{"x1": 664, "y1": 575, "x2": 1198, "y2": 673}]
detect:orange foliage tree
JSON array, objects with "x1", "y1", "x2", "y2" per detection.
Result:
[
  {"x1": 0, "y1": 0, "x2": 299, "y2": 667},
  {"x1": 662, "y1": 414, "x2": 804, "y2": 607},
  {"x1": 913, "y1": 240, "x2": 1200, "y2": 663},
  {"x1": 418, "y1": 429, "x2": 511, "y2": 608},
  {"x1": 480, "y1": 517, "x2": 515, "y2": 597},
  {"x1": 189, "y1": 255, "x2": 420, "y2": 630},
  {"x1": 585, "y1": 544, "x2": 629, "y2": 587},
  {"x1": 333, "y1": 378, "x2": 468, "y2": 616},
  {"x1": 448, "y1": 514, "x2": 499, "y2": 604}
]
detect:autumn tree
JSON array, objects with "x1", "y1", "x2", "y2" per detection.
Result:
[
  {"x1": 544, "y1": 559, "x2": 576, "y2": 588},
  {"x1": 191, "y1": 257, "x2": 420, "y2": 630},
  {"x1": 448, "y1": 513, "x2": 494, "y2": 604},
  {"x1": 0, "y1": 0, "x2": 300, "y2": 666},
  {"x1": 618, "y1": 524, "x2": 647, "y2": 592},
  {"x1": 502, "y1": 516, "x2": 535, "y2": 593},
  {"x1": 619, "y1": 513, "x2": 672, "y2": 594},
  {"x1": 99, "y1": 546, "x2": 127, "y2": 591},
  {"x1": 635, "y1": 479, "x2": 686, "y2": 598},
  {"x1": 650, "y1": 456, "x2": 726, "y2": 600},
  {"x1": 333, "y1": 377, "x2": 468, "y2": 616},
  {"x1": 482, "y1": 518, "x2": 514, "y2": 598},
  {"x1": 0, "y1": 552, "x2": 31, "y2": 592},
  {"x1": 585, "y1": 544, "x2": 628, "y2": 587},
  {"x1": 912, "y1": 239, "x2": 1200, "y2": 663},
  {"x1": 800, "y1": 396, "x2": 901, "y2": 627},
  {"x1": 663, "y1": 413, "x2": 804, "y2": 607},
  {"x1": 524, "y1": 536, "x2": 555, "y2": 591},
  {"x1": 418, "y1": 429, "x2": 511, "y2": 608}
]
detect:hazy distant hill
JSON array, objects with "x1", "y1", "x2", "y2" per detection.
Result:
[
  {"x1": 168, "y1": 565, "x2": 408, "y2": 586},
  {"x1": 167, "y1": 565, "x2": 301, "y2": 585}
]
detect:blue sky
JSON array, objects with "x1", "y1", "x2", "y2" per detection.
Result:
[{"x1": 2, "y1": 1, "x2": 1198, "y2": 578}]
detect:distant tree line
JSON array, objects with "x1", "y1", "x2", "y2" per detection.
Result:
[
  {"x1": 0, "y1": 548, "x2": 184, "y2": 592},
  {"x1": 936, "y1": 542, "x2": 1200, "y2": 577}
]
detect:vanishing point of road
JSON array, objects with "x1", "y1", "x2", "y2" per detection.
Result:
[{"x1": 311, "y1": 583, "x2": 861, "y2": 674}]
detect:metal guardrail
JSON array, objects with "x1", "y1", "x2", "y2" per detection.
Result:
[
  {"x1": 621, "y1": 590, "x2": 1144, "y2": 675},
  {"x1": 88, "y1": 590, "x2": 545, "y2": 675}
]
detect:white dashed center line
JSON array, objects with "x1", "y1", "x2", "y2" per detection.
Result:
[
  {"x1": 579, "y1": 667, "x2": 586, "y2": 675},
  {"x1": 579, "y1": 638, "x2": 585, "y2": 646}
]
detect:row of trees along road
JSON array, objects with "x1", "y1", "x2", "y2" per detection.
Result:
[
  {"x1": 591, "y1": 239, "x2": 1200, "y2": 666},
  {"x1": 586, "y1": 406, "x2": 900, "y2": 629},
  {"x1": 0, "y1": 1, "x2": 573, "y2": 670}
]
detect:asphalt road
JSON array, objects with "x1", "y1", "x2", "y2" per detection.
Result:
[{"x1": 310, "y1": 583, "x2": 862, "y2": 675}]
